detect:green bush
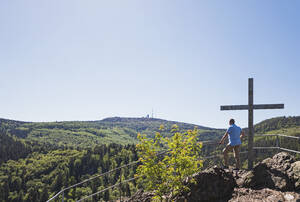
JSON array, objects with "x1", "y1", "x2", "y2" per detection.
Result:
[{"x1": 136, "y1": 125, "x2": 203, "y2": 200}]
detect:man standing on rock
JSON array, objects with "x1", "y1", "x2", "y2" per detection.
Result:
[{"x1": 219, "y1": 119, "x2": 245, "y2": 170}]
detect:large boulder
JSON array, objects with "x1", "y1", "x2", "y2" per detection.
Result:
[
  {"x1": 229, "y1": 188, "x2": 300, "y2": 202},
  {"x1": 290, "y1": 161, "x2": 300, "y2": 191},
  {"x1": 174, "y1": 166, "x2": 236, "y2": 202},
  {"x1": 238, "y1": 152, "x2": 296, "y2": 191}
]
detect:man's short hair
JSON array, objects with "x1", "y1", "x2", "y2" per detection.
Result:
[{"x1": 229, "y1": 119, "x2": 235, "y2": 124}]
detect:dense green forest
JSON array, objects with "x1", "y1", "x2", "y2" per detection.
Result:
[
  {"x1": 0, "y1": 117, "x2": 223, "y2": 202},
  {"x1": 0, "y1": 116, "x2": 299, "y2": 201},
  {"x1": 0, "y1": 142, "x2": 138, "y2": 202},
  {"x1": 254, "y1": 116, "x2": 300, "y2": 133}
]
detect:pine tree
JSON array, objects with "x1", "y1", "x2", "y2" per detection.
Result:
[{"x1": 104, "y1": 190, "x2": 110, "y2": 201}]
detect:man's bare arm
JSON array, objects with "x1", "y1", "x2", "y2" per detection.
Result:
[
  {"x1": 240, "y1": 131, "x2": 245, "y2": 139},
  {"x1": 219, "y1": 132, "x2": 228, "y2": 144}
]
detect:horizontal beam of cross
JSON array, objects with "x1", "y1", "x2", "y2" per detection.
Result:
[
  {"x1": 220, "y1": 104, "x2": 284, "y2": 111},
  {"x1": 253, "y1": 104, "x2": 284, "y2": 110}
]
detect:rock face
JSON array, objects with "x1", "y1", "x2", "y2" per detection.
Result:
[
  {"x1": 127, "y1": 152, "x2": 300, "y2": 202},
  {"x1": 291, "y1": 161, "x2": 300, "y2": 191},
  {"x1": 229, "y1": 188, "x2": 300, "y2": 202},
  {"x1": 238, "y1": 152, "x2": 299, "y2": 191},
  {"x1": 174, "y1": 167, "x2": 236, "y2": 202}
]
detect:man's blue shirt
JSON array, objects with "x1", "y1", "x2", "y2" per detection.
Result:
[{"x1": 226, "y1": 124, "x2": 242, "y2": 146}]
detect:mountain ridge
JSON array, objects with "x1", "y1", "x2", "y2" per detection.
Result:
[
  {"x1": 0, "y1": 116, "x2": 225, "y2": 148},
  {"x1": 0, "y1": 116, "x2": 219, "y2": 130}
]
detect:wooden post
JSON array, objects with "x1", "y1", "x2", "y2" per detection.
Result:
[
  {"x1": 276, "y1": 135, "x2": 280, "y2": 152},
  {"x1": 119, "y1": 169, "x2": 122, "y2": 202},
  {"x1": 248, "y1": 78, "x2": 254, "y2": 170}
]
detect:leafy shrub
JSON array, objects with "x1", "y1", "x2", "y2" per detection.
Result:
[{"x1": 136, "y1": 125, "x2": 203, "y2": 200}]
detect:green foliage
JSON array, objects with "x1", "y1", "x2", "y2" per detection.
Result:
[
  {"x1": 1, "y1": 115, "x2": 298, "y2": 201},
  {"x1": 254, "y1": 116, "x2": 300, "y2": 133},
  {"x1": 0, "y1": 144, "x2": 138, "y2": 202},
  {"x1": 136, "y1": 125, "x2": 203, "y2": 199},
  {"x1": 0, "y1": 130, "x2": 31, "y2": 165}
]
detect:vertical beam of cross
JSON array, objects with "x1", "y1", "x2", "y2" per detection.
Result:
[
  {"x1": 220, "y1": 78, "x2": 284, "y2": 170},
  {"x1": 248, "y1": 78, "x2": 254, "y2": 169}
]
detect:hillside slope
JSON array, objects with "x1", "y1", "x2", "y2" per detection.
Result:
[
  {"x1": 0, "y1": 117, "x2": 224, "y2": 148},
  {"x1": 254, "y1": 116, "x2": 300, "y2": 133},
  {"x1": 0, "y1": 116, "x2": 299, "y2": 202}
]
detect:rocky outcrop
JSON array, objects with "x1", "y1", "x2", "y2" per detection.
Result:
[
  {"x1": 173, "y1": 167, "x2": 236, "y2": 202},
  {"x1": 229, "y1": 188, "x2": 300, "y2": 202},
  {"x1": 290, "y1": 161, "x2": 300, "y2": 191},
  {"x1": 127, "y1": 152, "x2": 300, "y2": 202},
  {"x1": 237, "y1": 152, "x2": 299, "y2": 191}
]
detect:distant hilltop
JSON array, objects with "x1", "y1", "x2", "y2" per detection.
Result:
[
  {"x1": 1, "y1": 115, "x2": 300, "y2": 132},
  {"x1": 0, "y1": 116, "x2": 224, "y2": 148},
  {"x1": 99, "y1": 116, "x2": 214, "y2": 130},
  {"x1": 101, "y1": 116, "x2": 163, "y2": 122},
  {"x1": 1, "y1": 115, "x2": 299, "y2": 149}
]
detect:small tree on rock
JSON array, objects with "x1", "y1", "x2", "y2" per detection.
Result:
[{"x1": 136, "y1": 125, "x2": 203, "y2": 200}]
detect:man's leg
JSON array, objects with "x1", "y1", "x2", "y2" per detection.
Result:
[
  {"x1": 223, "y1": 145, "x2": 232, "y2": 167},
  {"x1": 233, "y1": 145, "x2": 240, "y2": 169}
]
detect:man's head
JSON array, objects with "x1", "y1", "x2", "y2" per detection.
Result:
[{"x1": 229, "y1": 119, "x2": 235, "y2": 125}]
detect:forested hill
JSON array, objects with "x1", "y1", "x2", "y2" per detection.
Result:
[
  {"x1": 0, "y1": 117, "x2": 224, "y2": 148},
  {"x1": 0, "y1": 116, "x2": 299, "y2": 202},
  {"x1": 99, "y1": 117, "x2": 211, "y2": 130},
  {"x1": 254, "y1": 116, "x2": 300, "y2": 133},
  {"x1": 1, "y1": 116, "x2": 299, "y2": 149},
  {"x1": 0, "y1": 117, "x2": 224, "y2": 202}
]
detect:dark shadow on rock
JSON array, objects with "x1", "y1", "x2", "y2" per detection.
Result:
[{"x1": 173, "y1": 166, "x2": 236, "y2": 202}]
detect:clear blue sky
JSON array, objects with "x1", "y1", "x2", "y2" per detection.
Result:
[{"x1": 0, "y1": 0, "x2": 299, "y2": 128}]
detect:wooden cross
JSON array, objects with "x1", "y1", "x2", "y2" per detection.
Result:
[{"x1": 220, "y1": 78, "x2": 284, "y2": 169}]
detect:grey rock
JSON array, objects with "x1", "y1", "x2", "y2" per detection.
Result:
[
  {"x1": 173, "y1": 166, "x2": 236, "y2": 202},
  {"x1": 239, "y1": 152, "x2": 295, "y2": 191},
  {"x1": 127, "y1": 152, "x2": 300, "y2": 202},
  {"x1": 229, "y1": 188, "x2": 300, "y2": 202},
  {"x1": 290, "y1": 161, "x2": 300, "y2": 191}
]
